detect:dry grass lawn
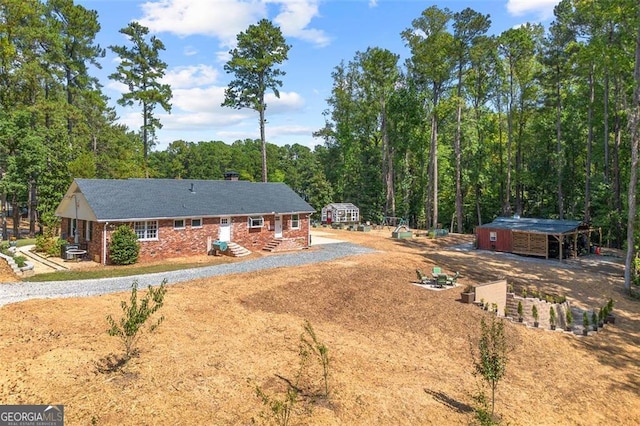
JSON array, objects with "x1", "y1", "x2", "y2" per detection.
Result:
[{"x1": 0, "y1": 228, "x2": 638, "y2": 425}]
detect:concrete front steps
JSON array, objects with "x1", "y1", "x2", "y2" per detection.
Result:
[
  {"x1": 226, "y1": 242, "x2": 251, "y2": 257},
  {"x1": 262, "y1": 239, "x2": 282, "y2": 252}
]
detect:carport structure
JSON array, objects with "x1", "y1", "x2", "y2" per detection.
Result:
[{"x1": 475, "y1": 217, "x2": 600, "y2": 260}]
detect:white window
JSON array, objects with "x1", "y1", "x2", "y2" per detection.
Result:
[
  {"x1": 291, "y1": 214, "x2": 300, "y2": 229},
  {"x1": 248, "y1": 216, "x2": 264, "y2": 228},
  {"x1": 174, "y1": 219, "x2": 185, "y2": 229},
  {"x1": 220, "y1": 217, "x2": 229, "y2": 226},
  {"x1": 134, "y1": 221, "x2": 158, "y2": 240},
  {"x1": 191, "y1": 218, "x2": 202, "y2": 228},
  {"x1": 490, "y1": 231, "x2": 497, "y2": 242}
]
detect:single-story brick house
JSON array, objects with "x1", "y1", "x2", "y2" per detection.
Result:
[{"x1": 55, "y1": 178, "x2": 315, "y2": 264}]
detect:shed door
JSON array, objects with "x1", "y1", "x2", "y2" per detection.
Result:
[{"x1": 218, "y1": 217, "x2": 231, "y2": 242}]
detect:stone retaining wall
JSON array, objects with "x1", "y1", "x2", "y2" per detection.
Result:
[
  {"x1": 505, "y1": 293, "x2": 571, "y2": 329},
  {"x1": 0, "y1": 252, "x2": 34, "y2": 278}
]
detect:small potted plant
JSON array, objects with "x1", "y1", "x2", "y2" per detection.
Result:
[
  {"x1": 532, "y1": 305, "x2": 539, "y2": 327},
  {"x1": 549, "y1": 306, "x2": 557, "y2": 330},
  {"x1": 598, "y1": 306, "x2": 605, "y2": 328},
  {"x1": 565, "y1": 308, "x2": 574, "y2": 332},
  {"x1": 591, "y1": 311, "x2": 598, "y2": 331},
  {"x1": 460, "y1": 285, "x2": 475, "y2": 304},
  {"x1": 491, "y1": 303, "x2": 498, "y2": 315},
  {"x1": 582, "y1": 312, "x2": 590, "y2": 336},
  {"x1": 504, "y1": 306, "x2": 509, "y2": 318},
  {"x1": 517, "y1": 301, "x2": 524, "y2": 322},
  {"x1": 605, "y1": 298, "x2": 615, "y2": 324},
  {"x1": 521, "y1": 288, "x2": 528, "y2": 298}
]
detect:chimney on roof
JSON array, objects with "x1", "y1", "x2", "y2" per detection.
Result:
[{"x1": 224, "y1": 171, "x2": 239, "y2": 181}]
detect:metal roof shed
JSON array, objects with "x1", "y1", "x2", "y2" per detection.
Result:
[{"x1": 475, "y1": 217, "x2": 594, "y2": 259}]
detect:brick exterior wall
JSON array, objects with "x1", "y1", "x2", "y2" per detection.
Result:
[{"x1": 79, "y1": 213, "x2": 311, "y2": 264}]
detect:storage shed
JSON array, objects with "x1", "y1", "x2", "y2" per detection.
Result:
[
  {"x1": 321, "y1": 203, "x2": 360, "y2": 225},
  {"x1": 475, "y1": 217, "x2": 595, "y2": 259}
]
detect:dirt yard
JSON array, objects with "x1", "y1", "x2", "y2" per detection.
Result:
[{"x1": 0, "y1": 228, "x2": 638, "y2": 425}]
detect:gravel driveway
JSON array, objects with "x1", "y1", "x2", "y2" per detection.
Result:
[{"x1": 0, "y1": 242, "x2": 376, "y2": 307}]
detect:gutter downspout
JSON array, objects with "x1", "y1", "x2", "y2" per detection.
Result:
[{"x1": 103, "y1": 222, "x2": 109, "y2": 265}]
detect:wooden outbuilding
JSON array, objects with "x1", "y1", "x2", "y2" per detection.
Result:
[{"x1": 475, "y1": 217, "x2": 597, "y2": 260}]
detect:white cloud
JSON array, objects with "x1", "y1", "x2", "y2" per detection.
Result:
[
  {"x1": 268, "y1": 124, "x2": 314, "y2": 136},
  {"x1": 218, "y1": 129, "x2": 257, "y2": 140},
  {"x1": 506, "y1": 0, "x2": 560, "y2": 20},
  {"x1": 139, "y1": 0, "x2": 265, "y2": 47},
  {"x1": 183, "y1": 45, "x2": 198, "y2": 56},
  {"x1": 162, "y1": 110, "x2": 251, "y2": 129},
  {"x1": 139, "y1": 0, "x2": 329, "y2": 47},
  {"x1": 271, "y1": 0, "x2": 331, "y2": 47},
  {"x1": 163, "y1": 65, "x2": 219, "y2": 89},
  {"x1": 171, "y1": 86, "x2": 227, "y2": 113},
  {"x1": 265, "y1": 91, "x2": 305, "y2": 113},
  {"x1": 106, "y1": 80, "x2": 129, "y2": 94},
  {"x1": 216, "y1": 50, "x2": 231, "y2": 64}
]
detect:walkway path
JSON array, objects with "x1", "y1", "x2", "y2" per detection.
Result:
[{"x1": 0, "y1": 242, "x2": 376, "y2": 307}]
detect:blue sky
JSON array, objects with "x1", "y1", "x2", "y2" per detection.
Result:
[{"x1": 78, "y1": 0, "x2": 561, "y2": 151}]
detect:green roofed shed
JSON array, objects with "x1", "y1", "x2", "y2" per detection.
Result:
[{"x1": 475, "y1": 217, "x2": 599, "y2": 259}]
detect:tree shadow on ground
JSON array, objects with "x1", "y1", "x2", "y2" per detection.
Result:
[{"x1": 423, "y1": 388, "x2": 473, "y2": 414}]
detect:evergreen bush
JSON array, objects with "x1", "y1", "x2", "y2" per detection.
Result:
[{"x1": 109, "y1": 225, "x2": 140, "y2": 265}]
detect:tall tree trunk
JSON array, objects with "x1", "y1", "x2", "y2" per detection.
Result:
[
  {"x1": 11, "y1": 194, "x2": 19, "y2": 238},
  {"x1": 1, "y1": 191, "x2": 7, "y2": 241},
  {"x1": 585, "y1": 67, "x2": 595, "y2": 223},
  {"x1": 382, "y1": 104, "x2": 395, "y2": 217},
  {"x1": 624, "y1": 16, "x2": 640, "y2": 292},
  {"x1": 603, "y1": 72, "x2": 610, "y2": 183},
  {"x1": 556, "y1": 68, "x2": 564, "y2": 219},
  {"x1": 431, "y1": 87, "x2": 439, "y2": 229},
  {"x1": 66, "y1": 67, "x2": 74, "y2": 138},
  {"x1": 454, "y1": 66, "x2": 464, "y2": 233},
  {"x1": 143, "y1": 101, "x2": 149, "y2": 178},
  {"x1": 259, "y1": 96, "x2": 267, "y2": 182},
  {"x1": 613, "y1": 77, "x2": 623, "y2": 248},
  {"x1": 28, "y1": 178, "x2": 36, "y2": 237},
  {"x1": 515, "y1": 97, "x2": 525, "y2": 216},
  {"x1": 505, "y1": 64, "x2": 514, "y2": 216},
  {"x1": 496, "y1": 93, "x2": 506, "y2": 217}
]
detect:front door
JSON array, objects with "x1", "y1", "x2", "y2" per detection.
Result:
[
  {"x1": 274, "y1": 215, "x2": 283, "y2": 238},
  {"x1": 218, "y1": 217, "x2": 231, "y2": 242}
]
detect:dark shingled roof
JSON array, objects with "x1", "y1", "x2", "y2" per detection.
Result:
[
  {"x1": 476, "y1": 217, "x2": 582, "y2": 234},
  {"x1": 73, "y1": 178, "x2": 315, "y2": 221}
]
